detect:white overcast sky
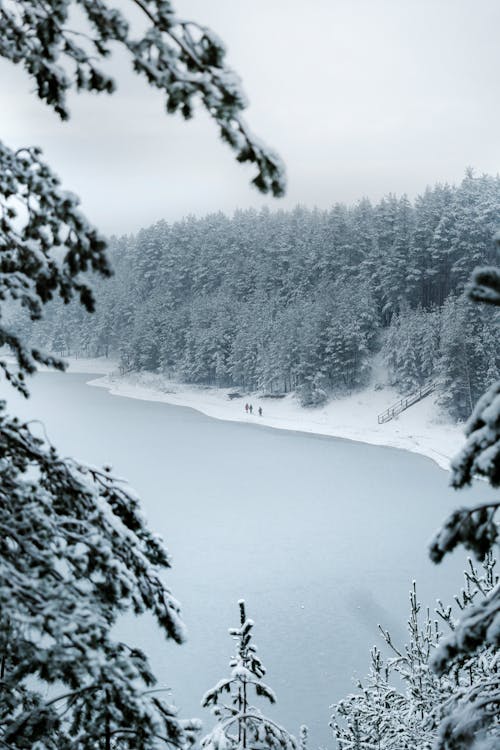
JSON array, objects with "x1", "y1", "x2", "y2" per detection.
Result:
[{"x1": 2, "y1": 0, "x2": 500, "y2": 234}]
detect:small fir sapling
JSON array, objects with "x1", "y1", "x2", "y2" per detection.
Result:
[
  {"x1": 299, "y1": 725, "x2": 308, "y2": 750},
  {"x1": 201, "y1": 600, "x2": 297, "y2": 750}
]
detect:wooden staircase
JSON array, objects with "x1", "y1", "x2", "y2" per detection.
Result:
[{"x1": 377, "y1": 382, "x2": 437, "y2": 424}]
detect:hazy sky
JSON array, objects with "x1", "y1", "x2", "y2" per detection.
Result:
[{"x1": 2, "y1": 0, "x2": 499, "y2": 234}]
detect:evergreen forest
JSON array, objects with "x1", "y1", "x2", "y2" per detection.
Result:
[{"x1": 19, "y1": 170, "x2": 500, "y2": 420}]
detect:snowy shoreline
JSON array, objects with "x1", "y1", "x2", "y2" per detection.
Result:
[{"x1": 57, "y1": 357, "x2": 464, "y2": 472}]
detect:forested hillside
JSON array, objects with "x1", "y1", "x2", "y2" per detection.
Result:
[{"x1": 19, "y1": 170, "x2": 500, "y2": 419}]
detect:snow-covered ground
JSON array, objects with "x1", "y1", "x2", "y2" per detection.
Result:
[{"x1": 59, "y1": 357, "x2": 464, "y2": 472}]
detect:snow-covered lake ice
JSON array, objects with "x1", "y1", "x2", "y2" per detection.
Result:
[{"x1": 5, "y1": 372, "x2": 494, "y2": 747}]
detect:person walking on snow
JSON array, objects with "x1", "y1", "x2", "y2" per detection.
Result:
[
  {"x1": 249, "y1": 404, "x2": 253, "y2": 414},
  {"x1": 245, "y1": 403, "x2": 249, "y2": 413},
  {"x1": 258, "y1": 406, "x2": 262, "y2": 416}
]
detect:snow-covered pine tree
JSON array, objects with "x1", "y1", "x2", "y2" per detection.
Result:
[
  {"x1": 448, "y1": 171, "x2": 500, "y2": 291},
  {"x1": 407, "y1": 185, "x2": 453, "y2": 309},
  {"x1": 429, "y1": 232, "x2": 500, "y2": 750},
  {"x1": 432, "y1": 557, "x2": 499, "y2": 750},
  {"x1": 331, "y1": 557, "x2": 499, "y2": 750},
  {"x1": 0, "y1": 406, "x2": 204, "y2": 748},
  {"x1": 0, "y1": 3, "x2": 285, "y2": 746},
  {"x1": 332, "y1": 645, "x2": 406, "y2": 750},
  {"x1": 437, "y1": 293, "x2": 500, "y2": 421},
  {"x1": 201, "y1": 600, "x2": 297, "y2": 750},
  {"x1": 0, "y1": 148, "x2": 205, "y2": 747}
]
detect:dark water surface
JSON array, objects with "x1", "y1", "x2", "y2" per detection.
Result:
[{"x1": 4, "y1": 372, "x2": 492, "y2": 747}]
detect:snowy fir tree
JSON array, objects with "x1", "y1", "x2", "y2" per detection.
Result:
[
  {"x1": 0, "y1": 153, "x2": 202, "y2": 744},
  {"x1": 201, "y1": 600, "x2": 297, "y2": 750},
  {"x1": 428, "y1": 234, "x2": 500, "y2": 749},
  {"x1": 0, "y1": 2, "x2": 284, "y2": 747},
  {"x1": 0, "y1": 406, "x2": 204, "y2": 748},
  {"x1": 331, "y1": 556, "x2": 499, "y2": 750}
]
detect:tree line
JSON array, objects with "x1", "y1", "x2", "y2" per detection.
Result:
[{"x1": 19, "y1": 169, "x2": 499, "y2": 418}]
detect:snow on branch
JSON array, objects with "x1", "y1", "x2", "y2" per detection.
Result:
[
  {"x1": 0, "y1": 140, "x2": 110, "y2": 394},
  {"x1": 0, "y1": 0, "x2": 286, "y2": 197},
  {"x1": 332, "y1": 559, "x2": 499, "y2": 750},
  {"x1": 450, "y1": 383, "x2": 500, "y2": 490},
  {"x1": 0, "y1": 402, "x2": 196, "y2": 747},
  {"x1": 468, "y1": 266, "x2": 500, "y2": 307},
  {"x1": 429, "y1": 504, "x2": 499, "y2": 564}
]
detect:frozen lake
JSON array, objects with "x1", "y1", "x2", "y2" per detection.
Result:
[{"x1": 4, "y1": 372, "x2": 492, "y2": 747}]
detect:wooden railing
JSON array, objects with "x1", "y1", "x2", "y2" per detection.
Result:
[{"x1": 377, "y1": 382, "x2": 437, "y2": 424}]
